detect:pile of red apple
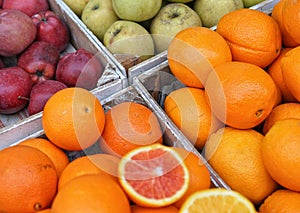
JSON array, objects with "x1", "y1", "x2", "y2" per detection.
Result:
[{"x1": 0, "y1": 0, "x2": 104, "y2": 117}]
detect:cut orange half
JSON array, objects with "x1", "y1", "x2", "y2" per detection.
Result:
[
  {"x1": 179, "y1": 188, "x2": 257, "y2": 213},
  {"x1": 118, "y1": 143, "x2": 189, "y2": 208}
]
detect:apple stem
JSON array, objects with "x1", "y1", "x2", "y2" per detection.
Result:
[{"x1": 18, "y1": 96, "x2": 30, "y2": 101}]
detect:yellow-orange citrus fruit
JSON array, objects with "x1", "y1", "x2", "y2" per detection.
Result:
[
  {"x1": 267, "y1": 47, "x2": 297, "y2": 102},
  {"x1": 58, "y1": 153, "x2": 119, "y2": 190},
  {"x1": 52, "y1": 174, "x2": 131, "y2": 213},
  {"x1": 19, "y1": 137, "x2": 69, "y2": 177},
  {"x1": 281, "y1": 0, "x2": 300, "y2": 45},
  {"x1": 262, "y1": 102, "x2": 300, "y2": 134},
  {"x1": 259, "y1": 189, "x2": 300, "y2": 213},
  {"x1": 205, "y1": 61, "x2": 277, "y2": 129},
  {"x1": 179, "y1": 188, "x2": 256, "y2": 213},
  {"x1": 99, "y1": 102, "x2": 163, "y2": 157},
  {"x1": 164, "y1": 87, "x2": 223, "y2": 149},
  {"x1": 281, "y1": 46, "x2": 300, "y2": 101},
  {"x1": 216, "y1": 8, "x2": 281, "y2": 68},
  {"x1": 118, "y1": 143, "x2": 189, "y2": 208},
  {"x1": 262, "y1": 118, "x2": 300, "y2": 191},
  {"x1": 131, "y1": 205, "x2": 179, "y2": 213},
  {"x1": 204, "y1": 127, "x2": 278, "y2": 205},
  {"x1": 42, "y1": 87, "x2": 105, "y2": 151},
  {"x1": 172, "y1": 147, "x2": 211, "y2": 208},
  {"x1": 167, "y1": 26, "x2": 232, "y2": 88},
  {"x1": 0, "y1": 145, "x2": 58, "y2": 212},
  {"x1": 271, "y1": 0, "x2": 298, "y2": 47}
]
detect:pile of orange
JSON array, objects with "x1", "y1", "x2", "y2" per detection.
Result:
[
  {"x1": 0, "y1": 87, "x2": 218, "y2": 212},
  {"x1": 3, "y1": 0, "x2": 300, "y2": 212},
  {"x1": 164, "y1": 0, "x2": 300, "y2": 211}
]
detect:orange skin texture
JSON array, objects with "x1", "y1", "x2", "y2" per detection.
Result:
[
  {"x1": 205, "y1": 61, "x2": 277, "y2": 129},
  {"x1": 167, "y1": 26, "x2": 232, "y2": 88},
  {"x1": 217, "y1": 8, "x2": 282, "y2": 68}
]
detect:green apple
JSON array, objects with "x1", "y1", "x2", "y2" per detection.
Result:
[
  {"x1": 103, "y1": 20, "x2": 155, "y2": 59},
  {"x1": 150, "y1": 3, "x2": 201, "y2": 53},
  {"x1": 168, "y1": 0, "x2": 194, "y2": 2},
  {"x1": 63, "y1": 0, "x2": 89, "y2": 17},
  {"x1": 242, "y1": 0, "x2": 265, "y2": 8},
  {"x1": 81, "y1": 0, "x2": 119, "y2": 41},
  {"x1": 112, "y1": 0, "x2": 162, "y2": 22},
  {"x1": 193, "y1": 0, "x2": 244, "y2": 28},
  {"x1": 138, "y1": 0, "x2": 169, "y2": 31}
]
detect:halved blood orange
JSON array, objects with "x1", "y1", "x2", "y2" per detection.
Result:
[{"x1": 118, "y1": 143, "x2": 189, "y2": 208}]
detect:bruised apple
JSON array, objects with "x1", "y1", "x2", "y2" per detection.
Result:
[
  {"x1": 0, "y1": 9, "x2": 37, "y2": 57},
  {"x1": 55, "y1": 49, "x2": 104, "y2": 90},
  {"x1": 28, "y1": 80, "x2": 67, "y2": 115},
  {"x1": 17, "y1": 41, "x2": 60, "y2": 84},
  {"x1": 0, "y1": 67, "x2": 33, "y2": 114}
]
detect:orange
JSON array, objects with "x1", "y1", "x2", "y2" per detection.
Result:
[
  {"x1": 259, "y1": 189, "x2": 300, "y2": 213},
  {"x1": 99, "y1": 102, "x2": 163, "y2": 157},
  {"x1": 204, "y1": 127, "x2": 278, "y2": 205},
  {"x1": 19, "y1": 137, "x2": 69, "y2": 177},
  {"x1": 262, "y1": 118, "x2": 300, "y2": 192},
  {"x1": 167, "y1": 26, "x2": 232, "y2": 88},
  {"x1": 205, "y1": 61, "x2": 277, "y2": 129},
  {"x1": 267, "y1": 47, "x2": 297, "y2": 102},
  {"x1": 172, "y1": 147, "x2": 211, "y2": 208},
  {"x1": 131, "y1": 205, "x2": 179, "y2": 213},
  {"x1": 271, "y1": 0, "x2": 298, "y2": 47},
  {"x1": 42, "y1": 87, "x2": 105, "y2": 151},
  {"x1": 281, "y1": 0, "x2": 300, "y2": 45},
  {"x1": 273, "y1": 83, "x2": 283, "y2": 107},
  {"x1": 118, "y1": 143, "x2": 189, "y2": 208},
  {"x1": 216, "y1": 8, "x2": 281, "y2": 68},
  {"x1": 37, "y1": 209, "x2": 51, "y2": 213},
  {"x1": 281, "y1": 45, "x2": 300, "y2": 101},
  {"x1": 164, "y1": 87, "x2": 223, "y2": 149},
  {"x1": 179, "y1": 188, "x2": 256, "y2": 213},
  {"x1": 0, "y1": 145, "x2": 58, "y2": 212},
  {"x1": 262, "y1": 102, "x2": 300, "y2": 134},
  {"x1": 58, "y1": 153, "x2": 119, "y2": 190},
  {"x1": 52, "y1": 174, "x2": 131, "y2": 213}
]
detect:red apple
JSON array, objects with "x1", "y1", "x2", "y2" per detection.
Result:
[
  {"x1": 17, "y1": 41, "x2": 60, "y2": 84},
  {"x1": 32, "y1": 11, "x2": 70, "y2": 52},
  {"x1": 0, "y1": 9, "x2": 37, "y2": 57},
  {"x1": 0, "y1": 66, "x2": 33, "y2": 114},
  {"x1": 2, "y1": 0, "x2": 49, "y2": 17},
  {"x1": 28, "y1": 80, "x2": 67, "y2": 115},
  {"x1": 55, "y1": 48, "x2": 104, "y2": 90}
]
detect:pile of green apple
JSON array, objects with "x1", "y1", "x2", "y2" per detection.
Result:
[{"x1": 63, "y1": 0, "x2": 266, "y2": 56}]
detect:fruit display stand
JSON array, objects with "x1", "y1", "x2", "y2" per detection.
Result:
[
  {"x1": 0, "y1": 82, "x2": 229, "y2": 190},
  {"x1": 0, "y1": 2, "x2": 129, "y2": 146},
  {"x1": 49, "y1": 0, "x2": 167, "y2": 83},
  {"x1": 49, "y1": 0, "x2": 280, "y2": 86}
]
